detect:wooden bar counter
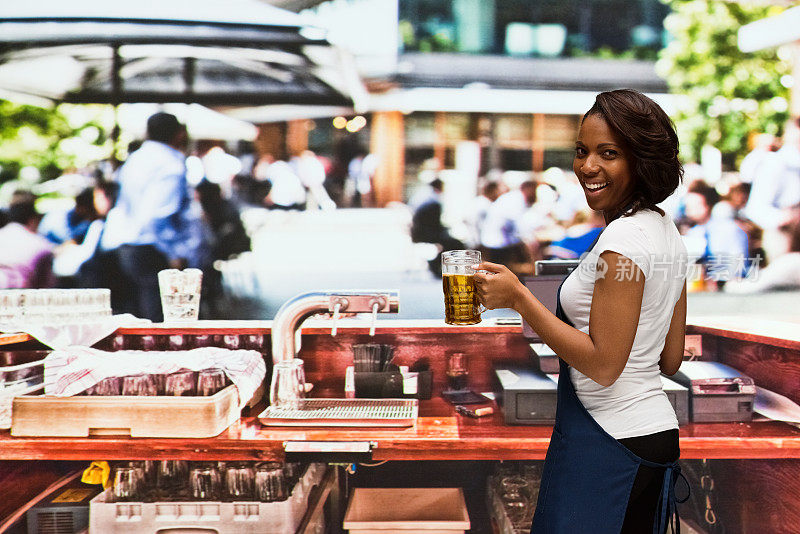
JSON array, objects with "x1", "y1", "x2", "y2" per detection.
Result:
[
  {"x1": 1, "y1": 319, "x2": 800, "y2": 462},
  {"x1": 3, "y1": 318, "x2": 800, "y2": 532}
]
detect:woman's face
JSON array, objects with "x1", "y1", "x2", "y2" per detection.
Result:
[{"x1": 573, "y1": 113, "x2": 635, "y2": 216}]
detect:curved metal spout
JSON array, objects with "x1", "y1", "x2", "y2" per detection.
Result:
[{"x1": 271, "y1": 290, "x2": 399, "y2": 364}]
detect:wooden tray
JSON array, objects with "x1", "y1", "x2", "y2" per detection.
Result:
[
  {"x1": 343, "y1": 487, "x2": 470, "y2": 533},
  {"x1": 11, "y1": 384, "x2": 240, "y2": 438}
]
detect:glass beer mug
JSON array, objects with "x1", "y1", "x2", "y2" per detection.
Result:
[{"x1": 441, "y1": 250, "x2": 486, "y2": 325}]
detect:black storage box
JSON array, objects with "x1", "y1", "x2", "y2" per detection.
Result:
[{"x1": 354, "y1": 370, "x2": 432, "y2": 400}]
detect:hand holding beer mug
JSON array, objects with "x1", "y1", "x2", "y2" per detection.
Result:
[{"x1": 442, "y1": 250, "x2": 487, "y2": 325}]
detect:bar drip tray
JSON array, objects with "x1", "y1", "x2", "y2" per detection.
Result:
[{"x1": 258, "y1": 398, "x2": 418, "y2": 427}]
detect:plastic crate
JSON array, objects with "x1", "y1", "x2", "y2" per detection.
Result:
[
  {"x1": 89, "y1": 464, "x2": 325, "y2": 534},
  {"x1": 12, "y1": 384, "x2": 241, "y2": 438}
]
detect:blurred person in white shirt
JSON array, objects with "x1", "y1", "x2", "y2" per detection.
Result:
[
  {"x1": 186, "y1": 140, "x2": 243, "y2": 196},
  {"x1": 742, "y1": 121, "x2": 800, "y2": 260},
  {"x1": 463, "y1": 181, "x2": 503, "y2": 248},
  {"x1": 291, "y1": 150, "x2": 336, "y2": 211},
  {"x1": 254, "y1": 154, "x2": 306, "y2": 210},
  {"x1": 479, "y1": 180, "x2": 537, "y2": 274},
  {"x1": 100, "y1": 112, "x2": 202, "y2": 321}
]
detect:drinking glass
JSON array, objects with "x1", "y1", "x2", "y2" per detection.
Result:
[
  {"x1": 269, "y1": 361, "x2": 304, "y2": 409},
  {"x1": 158, "y1": 268, "x2": 203, "y2": 322},
  {"x1": 255, "y1": 462, "x2": 288, "y2": 502},
  {"x1": 282, "y1": 461, "x2": 302, "y2": 485},
  {"x1": 500, "y1": 475, "x2": 531, "y2": 526},
  {"x1": 223, "y1": 334, "x2": 241, "y2": 349},
  {"x1": 291, "y1": 358, "x2": 307, "y2": 390},
  {"x1": 158, "y1": 460, "x2": 189, "y2": 491},
  {"x1": 0, "y1": 290, "x2": 22, "y2": 324},
  {"x1": 121, "y1": 374, "x2": 158, "y2": 396},
  {"x1": 125, "y1": 461, "x2": 151, "y2": 494},
  {"x1": 84, "y1": 377, "x2": 122, "y2": 396},
  {"x1": 224, "y1": 462, "x2": 255, "y2": 500},
  {"x1": 164, "y1": 370, "x2": 197, "y2": 396},
  {"x1": 168, "y1": 334, "x2": 187, "y2": 350},
  {"x1": 446, "y1": 352, "x2": 469, "y2": 391},
  {"x1": 441, "y1": 250, "x2": 485, "y2": 325},
  {"x1": 243, "y1": 334, "x2": 264, "y2": 351},
  {"x1": 190, "y1": 463, "x2": 222, "y2": 500},
  {"x1": 522, "y1": 463, "x2": 542, "y2": 485},
  {"x1": 25, "y1": 290, "x2": 48, "y2": 323},
  {"x1": 113, "y1": 466, "x2": 143, "y2": 502},
  {"x1": 197, "y1": 368, "x2": 228, "y2": 396},
  {"x1": 112, "y1": 334, "x2": 126, "y2": 351},
  {"x1": 501, "y1": 475, "x2": 531, "y2": 499}
]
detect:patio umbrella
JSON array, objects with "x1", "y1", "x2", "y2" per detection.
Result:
[{"x1": 0, "y1": 0, "x2": 365, "y2": 108}]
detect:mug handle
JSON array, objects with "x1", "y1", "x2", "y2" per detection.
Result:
[{"x1": 474, "y1": 269, "x2": 492, "y2": 315}]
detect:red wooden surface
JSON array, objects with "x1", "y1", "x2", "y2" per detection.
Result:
[
  {"x1": 2, "y1": 399, "x2": 800, "y2": 461},
  {"x1": 2, "y1": 321, "x2": 800, "y2": 462},
  {"x1": 3, "y1": 319, "x2": 800, "y2": 532},
  {"x1": 687, "y1": 316, "x2": 800, "y2": 352}
]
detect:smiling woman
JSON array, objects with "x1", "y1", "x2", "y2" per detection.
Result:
[
  {"x1": 577, "y1": 89, "x2": 683, "y2": 223},
  {"x1": 574, "y1": 114, "x2": 635, "y2": 218},
  {"x1": 473, "y1": 89, "x2": 688, "y2": 534}
]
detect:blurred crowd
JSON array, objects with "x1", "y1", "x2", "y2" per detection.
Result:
[
  {"x1": 0, "y1": 109, "x2": 798, "y2": 323},
  {"x1": 0, "y1": 111, "x2": 379, "y2": 321},
  {"x1": 409, "y1": 122, "x2": 800, "y2": 294}
]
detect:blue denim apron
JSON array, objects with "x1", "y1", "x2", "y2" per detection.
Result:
[{"x1": 530, "y1": 274, "x2": 688, "y2": 534}]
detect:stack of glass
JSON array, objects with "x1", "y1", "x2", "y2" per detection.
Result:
[
  {"x1": 108, "y1": 333, "x2": 265, "y2": 352},
  {"x1": 109, "y1": 460, "x2": 304, "y2": 503},
  {"x1": 82, "y1": 368, "x2": 230, "y2": 397},
  {"x1": 0, "y1": 288, "x2": 112, "y2": 325},
  {"x1": 487, "y1": 461, "x2": 543, "y2": 534}
]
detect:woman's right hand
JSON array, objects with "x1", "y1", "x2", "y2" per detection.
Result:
[{"x1": 473, "y1": 262, "x2": 527, "y2": 311}]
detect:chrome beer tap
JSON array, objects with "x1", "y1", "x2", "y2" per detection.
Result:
[{"x1": 271, "y1": 290, "x2": 400, "y2": 364}]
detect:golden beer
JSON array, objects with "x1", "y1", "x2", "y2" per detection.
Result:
[{"x1": 442, "y1": 273, "x2": 481, "y2": 325}]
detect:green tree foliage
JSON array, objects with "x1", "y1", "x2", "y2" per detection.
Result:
[
  {"x1": 657, "y1": 0, "x2": 791, "y2": 164},
  {"x1": 0, "y1": 100, "x2": 109, "y2": 182}
]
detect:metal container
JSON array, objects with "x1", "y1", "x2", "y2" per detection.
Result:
[
  {"x1": 520, "y1": 276, "x2": 563, "y2": 341},
  {"x1": 529, "y1": 343, "x2": 559, "y2": 374},
  {"x1": 660, "y1": 375, "x2": 689, "y2": 426},
  {"x1": 493, "y1": 366, "x2": 558, "y2": 425},
  {"x1": 671, "y1": 361, "x2": 755, "y2": 423}
]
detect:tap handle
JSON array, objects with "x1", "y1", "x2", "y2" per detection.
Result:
[
  {"x1": 369, "y1": 301, "x2": 379, "y2": 336},
  {"x1": 331, "y1": 302, "x2": 341, "y2": 337},
  {"x1": 330, "y1": 297, "x2": 349, "y2": 337}
]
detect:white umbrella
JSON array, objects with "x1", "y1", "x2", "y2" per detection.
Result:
[
  {"x1": 117, "y1": 103, "x2": 258, "y2": 141},
  {"x1": 0, "y1": 0, "x2": 363, "y2": 108}
]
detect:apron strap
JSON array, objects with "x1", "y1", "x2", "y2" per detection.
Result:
[{"x1": 653, "y1": 462, "x2": 691, "y2": 534}]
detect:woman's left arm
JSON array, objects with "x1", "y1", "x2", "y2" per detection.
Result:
[
  {"x1": 585, "y1": 251, "x2": 645, "y2": 384},
  {"x1": 475, "y1": 251, "x2": 644, "y2": 387},
  {"x1": 659, "y1": 283, "x2": 686, "y2": 375}
]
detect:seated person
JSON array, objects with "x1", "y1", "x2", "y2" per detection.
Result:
[{"x1": 0, "y1": 199, "x2": 55, "y2": 288}]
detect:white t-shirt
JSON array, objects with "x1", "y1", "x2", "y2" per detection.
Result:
[{"x1": 559, "y1": 209, "x2": 687, "y2": 439}]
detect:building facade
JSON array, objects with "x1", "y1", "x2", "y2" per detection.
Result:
[{"x1": 254, "y1": 0, "x2": 674, "y2": 206}]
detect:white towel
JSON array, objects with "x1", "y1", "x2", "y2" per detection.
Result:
[{"x1": 44, "y1": 346, "x2": 266, "y2": 407}]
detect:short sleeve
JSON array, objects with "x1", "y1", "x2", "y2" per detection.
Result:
[{"x1": 594, "y1": 218, "x2": 652, "y2": 280}]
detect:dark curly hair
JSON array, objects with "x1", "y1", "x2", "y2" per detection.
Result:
[{"x1": 584, "y1": 89, "x2": 683, "y2": 216}]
